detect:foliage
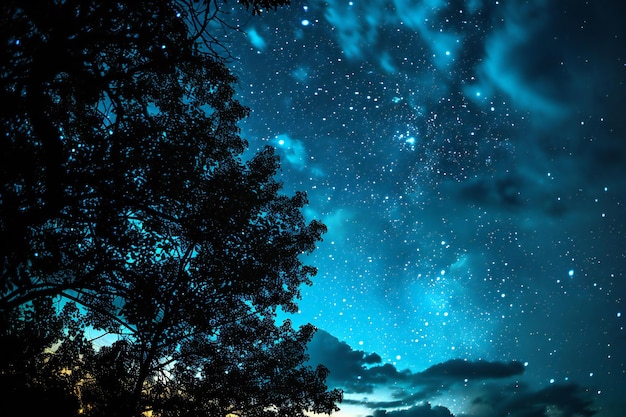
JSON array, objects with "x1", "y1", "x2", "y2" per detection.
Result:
[
  {"x1": 0, "y1": 299, "x2": 90, "y2": 417},
  {"x1": 0, "y1": 1, "x2": 341, "y2": 416}
]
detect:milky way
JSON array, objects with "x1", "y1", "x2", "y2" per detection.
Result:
[{"x1": 225, "y1": 0, "x2": 625, "y2": 415}]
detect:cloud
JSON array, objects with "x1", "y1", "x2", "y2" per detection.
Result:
[
  {"x1": 322, "y1": 0, "x2": 381, "y2": 59},
  {"x1": 273, "y1": 133, "x2": 307, "y2": 170},
  {"x1": 307, "y1": 330, "x2": 524, "y2": 392},
  {"x1": 477, "y1": 0, "x2": 618, "y2": 122},
  {"x1": 342, "y1": 391, "x2": 435, "y2": 410},
  {"x1": 448, "y1": 170, "x2": 570, "y2": 221},
  {"x1": 456, "y1": 174, "x2": 527, "y2": 210},
  {"x1": 316, "y1": 0, "x2": 605, "y2": 127},
  {"x1": 370, "y1": 403, "x2": 454, "y2": 417},
  {"x1": 318, "y1": 0, "x2": 465, "y2": 64},
  {"x1": 362, "y1": 384, "x2": 598, "y2": 417},
  {"x1": 291, "y1": 66, "x2": 309, "y2": 82},
  {"x1": 480, "y1": 18, "x2": 569, "y2": 118},
  {"x1": 247, "y1": 27, "x2": 267, "y2": 51},
  {"x1": 379, "y1": 51, "x2": 397, "y2": 74},
  {"x1": 390, "y1": 0, "x2": 464, "y2": 69},
  {"x1": 308, "y1": 329, "x2": 523, "y2": 399},
  {"x1": 419, "y1": 359, "x2": 525, "y2": 380},
  {"x1": 468, "y1": 382, "x2": 597, "y2": 417},
  {"x1": 307, "y1": 330, "x2": 596, "y2": 417},
  {"x1": 306, "y1": 329, "x2": 407, "y2": 393}
]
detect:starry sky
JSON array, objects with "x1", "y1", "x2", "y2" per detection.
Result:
[{"x1": 225, "y1": 0, "x2": 625, "y2": 415}]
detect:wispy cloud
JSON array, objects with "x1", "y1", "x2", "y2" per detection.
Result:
[
  {"x1": 273, "y1": 133, "x2": 307, "y2": 170},
  {"x1": 247, "y1": 27, "x2": 267, "y2": 51}
]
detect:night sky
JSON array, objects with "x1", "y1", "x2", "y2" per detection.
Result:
[{"x1": 225, "y1": 0, "x2": 625, "y2": 415}]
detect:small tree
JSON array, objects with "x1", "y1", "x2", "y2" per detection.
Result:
[{"x1": 0, "y1": 1, "x2": 342, "y2": 416}]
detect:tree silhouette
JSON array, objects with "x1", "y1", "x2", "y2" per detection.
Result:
[{"x1": 0, "y1": 1, "x2": 342, "y2": 416}]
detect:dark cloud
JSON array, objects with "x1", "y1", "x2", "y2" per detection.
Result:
[
  {"x1": 307, "y1": 329, "x2": 404, "y2": 393},
  {"x1": 419, "y1": 359, "x2": 525, "y2": 380},
  {"x1": 306, "y1": 328, "x2": 379, "y2": 374},
  {"x1": 308, "y1": 330, "x2": 525, "y2": 389},
  {"x1": 308, "y1": 330, "x2": 525, "y2": 399},
  {"x1": 358, "y1": 384, "x2": 597, "y2": 417},
  {"x1": 456, "y1": 174, "x2": 527, "y2": 210},
  {"x1": 308, "y1": 330, "x2": 597, "y2": 416},
  {"x1": 370, "y1": 403, "x2": 454, "y2": 417},
  {"x1": 469, "y1": 383, "x2": 597, "y2": 417},
  {"x1": 365, "y1": 352, "x2": 383, "y2": 364},
  {"x1": 342, "y1": 390, "x2": 434, "y2": 410},
  {"x1": 449, "y1": 169, "x2": 574, "y2": 222}
]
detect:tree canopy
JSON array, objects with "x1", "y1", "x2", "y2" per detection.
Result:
[{"x1": 0, "y1": 1, "x2": 342, "y2": 416}]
